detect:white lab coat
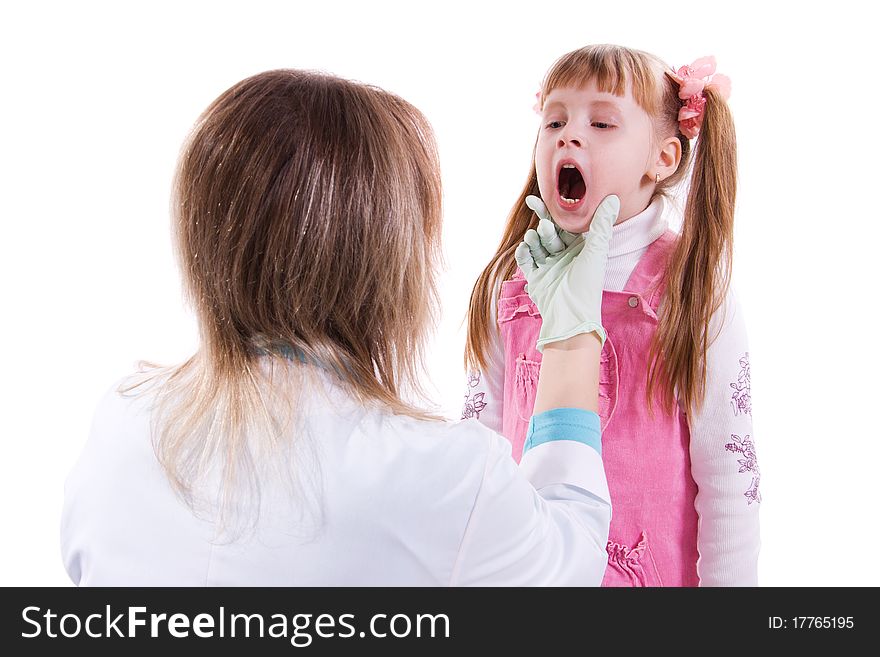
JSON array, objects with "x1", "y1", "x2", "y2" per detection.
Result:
[{"x1": 61, "y1": 368, "x2": 611, "y2": 586}]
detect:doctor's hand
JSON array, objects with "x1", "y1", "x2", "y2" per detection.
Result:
[{"x1": 515, "y1": 194, "x2": 619, "y2": 352}]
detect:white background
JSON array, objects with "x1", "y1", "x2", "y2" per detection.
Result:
[{"x1": 1, "y1": 0, "x2": 877, "y2": 586}]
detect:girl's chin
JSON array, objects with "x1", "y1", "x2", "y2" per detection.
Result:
[
  {"x1": 552, "y1": 204, "x2": 595, "y2": 234},
  {"x1": 555, "y1": 218, "x2": 589, "y2": 234}
]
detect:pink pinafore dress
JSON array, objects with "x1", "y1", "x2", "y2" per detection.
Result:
[{"x1": 497, "y1": 231, "x2": 699, "y2": 586}]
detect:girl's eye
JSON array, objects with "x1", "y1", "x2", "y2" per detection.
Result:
[
  {"x1": 547, "y1": 120, "x2": 565, "y2": 129},
  {"x1": 592, "y1": 122, "x2": 613, "y2": 129}
]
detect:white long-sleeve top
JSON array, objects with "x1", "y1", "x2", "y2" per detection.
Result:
[
  {"x1": 62, "y1": 364, "x2": 611, "y2": 586},
  {"x1": 463, "y1": 198, "x2": 760, "y2": 586}
]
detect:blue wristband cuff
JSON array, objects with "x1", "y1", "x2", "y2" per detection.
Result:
[{"x1": 522, "y1": 407, "x2": 602, "y2": 456}]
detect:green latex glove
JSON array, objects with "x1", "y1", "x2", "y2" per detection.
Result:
[{"x1": 515, "y1": 194, "x2": 619, "y2": 351}]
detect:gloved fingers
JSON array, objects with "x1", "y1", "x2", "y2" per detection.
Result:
[
  {"x1": 539, "y1": 239, "x2": 583, "y2": 281},
  {"x1": 514, "y1": 241, "x2": 537, "y2": 275},
  {"x1": 536, "y1": 218, "x2": 566, "y2": 255},
  {"x1": 525, "y1": 193, "x2": 584, "y2": 251},
  {"x1": 523, "y1": 228, "x2": 549, "y2": 264},
  {"x1": 525, "y1": 195, "x2": 552, "y2": 224},
  {"x1": 583, "y1": 194, "x2": 619, "y2": 250}
]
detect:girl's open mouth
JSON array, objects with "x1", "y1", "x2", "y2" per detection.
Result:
[{"x1": 556, "y1": 162, "x2": 586, "y2": 211}]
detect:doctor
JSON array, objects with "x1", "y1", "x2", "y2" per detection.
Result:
[{"x1": 61, "y1": 69, "x2": 617, "y2": 586}]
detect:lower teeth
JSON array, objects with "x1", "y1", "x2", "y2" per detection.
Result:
[{"x1": 561, "y1": 197, "x2": 580, "y2": 204}]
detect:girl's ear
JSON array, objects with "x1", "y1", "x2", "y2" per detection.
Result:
[{"x1": 654, "y1": 136, "x2": 682, "y2": 181}]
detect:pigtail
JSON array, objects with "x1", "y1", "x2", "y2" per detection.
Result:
[
  {"x1": 648, "y1": 85, "x2": 737, "y2": 413},
  {"x1": 464, "y1": 164, "x2": 540, "y2": 372}
]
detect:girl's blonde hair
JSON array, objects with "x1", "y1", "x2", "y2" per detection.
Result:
[
  {"x1": 465, "y1": 44, "x2": 737, "y2": 413},
  {"x1": 124, "y1": 69, "x2": 444, "y2": 529}
]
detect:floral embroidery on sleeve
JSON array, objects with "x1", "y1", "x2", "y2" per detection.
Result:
[
  {"x1": 730, "y1": 352, "x2": 751, "y2": 416},
  {"x1": 461, "y1": 371, "x2": 487, "y2": 420},
  {"x1": 725, "y1": 434, "x2": 761, "y2": 504}
]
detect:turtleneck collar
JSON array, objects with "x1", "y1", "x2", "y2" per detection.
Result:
[{"x1": 608, "y1": 195, "x2": 669, "y2": 259}]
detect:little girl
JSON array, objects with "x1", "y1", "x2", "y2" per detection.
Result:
[{"x1": 463, "y1": 45, "x2": 759, "y2": 586}]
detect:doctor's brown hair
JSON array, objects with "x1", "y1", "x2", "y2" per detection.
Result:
[
  {"x1": 124, "y1": 70, "x2": 443, "y2": 525},
  {"x1": 465, "y1": 44, "x2": 737, "y2": 414}
]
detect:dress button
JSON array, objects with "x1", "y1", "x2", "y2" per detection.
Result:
[{"x1": 628, "y1": 296, "x2": 639, "y2": 308}]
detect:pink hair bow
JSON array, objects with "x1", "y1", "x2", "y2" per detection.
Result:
[
  {"x1": 533, "y1": 90, "x2": 543, "y2": 114},
  {"x1": 670, "y1": 56, "x2": 731, "y2": 139}
]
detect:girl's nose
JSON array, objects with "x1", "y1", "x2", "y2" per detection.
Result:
[{"x1": 557, "y1": 134, "x2": 581, "y2": 148}]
